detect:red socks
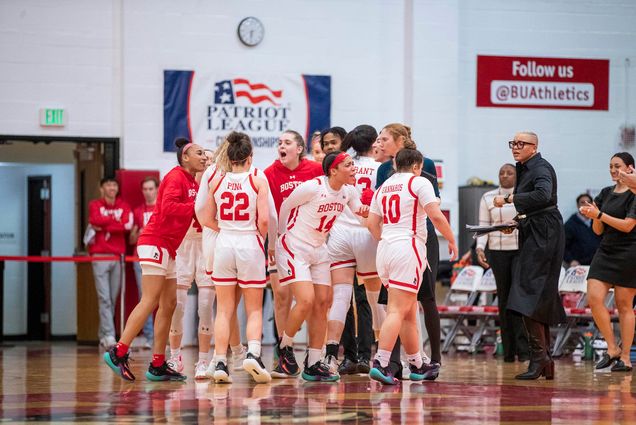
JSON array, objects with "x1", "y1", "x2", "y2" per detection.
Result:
[
  {"x1": 115, "y1": 342, "x2": 129, "y2": 358},
  {"x1": 151, "y1": 354, "x2": 165, "y2": 367}
]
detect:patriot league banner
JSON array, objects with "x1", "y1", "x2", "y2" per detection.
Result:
[{"x1": 164, "y1": 71, "x2": 331, "y2": 167}]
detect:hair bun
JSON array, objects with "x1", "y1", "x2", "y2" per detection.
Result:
[
  {"x1": 404, "y1": 125, "x2": 412, "y2": 138},
  {"x1": 174, "y1": 137, "x2": 190, "y2": 149}
]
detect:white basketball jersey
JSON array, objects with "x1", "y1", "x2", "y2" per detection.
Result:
[
  {"x1": 370, "y1": 172, "x2": 438, "y2": 244},
  {"x1": 213, "y1": 171, "x2": 259, "y2": 232},
  {"x1": 336, "y1": 156, "x2": 381, "y2": 228},
  {"x1": 286, "y1": 176, "x2": 356, "y2": 247}
]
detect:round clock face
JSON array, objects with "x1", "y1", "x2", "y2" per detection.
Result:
[{"x1": 238, "y1": 17, "x2": 264, "y2": 47}]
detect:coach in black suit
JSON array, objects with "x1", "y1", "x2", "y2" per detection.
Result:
[{"x1": 493, "y1": 131, "x2": 566, "y2": 380}]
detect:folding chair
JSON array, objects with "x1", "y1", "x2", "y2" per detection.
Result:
[
  {"x1": 551, "y1": 266, "x2": 591, "y2": 357},
  {"x1": 438, "y1": 265, "x2": 484, "y2": 353},
  {"x1": 463, "y1": 268, "x2": 500, "y2": 352}
]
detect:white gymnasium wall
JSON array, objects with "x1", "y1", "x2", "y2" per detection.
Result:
[
  {"x1": 0, "y1": 164, "x2": 76, "y2": 336},
  {"x1": 0, "y1": 0, "x2": 117, "y2": 137},
  {"x1": 120, "y1": 0, "x2": 407, "y2": 175},
  {"x1": 457, "y1": 0, "x2": 636, "y2": 220}
]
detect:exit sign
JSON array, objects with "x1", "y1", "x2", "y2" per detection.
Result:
[{"x1": 39, "y1": 108, "x2": 66, "y2": 127}]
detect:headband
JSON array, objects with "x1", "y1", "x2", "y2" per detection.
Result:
[
  {"x1": 182, "y1": 143, "x2": 193, "y2": 154},
  {"x1": 329, "y1": 152, "x2": 350, "y2": 171}
]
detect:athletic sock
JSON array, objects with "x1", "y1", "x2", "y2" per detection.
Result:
[
  {"x1": 307, "y1": 348, "x2": 322, "y2": 366},
  {"x1": 151, "y1": 354, "x2": 165, "y2": 368},
  {"x1": 375, "y1": 349, "x2": 391, "y2": 368},
  {"x1": 198, "y1": 352, "x2": 208, "y2": 363},
  {"x1": 280, "y1": 332, "x2": 294, "y2": 349},
  {"x1": 407, "y1": 352, "x2": 423, "y2": 369},
  {"x1": 231, "y1": 344, "x2": 244, "y2": 355},
  {"x1": 115, "y1": 342, "x2": 129, "y2": 358},
  {"x1": 170, "y1": 347, "x2": 180, "y2": 358},
  {"x1": 214, "y1": 354, "x2": 227, "y2": 365},
  {"x1": 248, "y1": 340, "x2": 262, "y2": 358},
  {"x1": 326, "y1": 343, "x2": 339, "y2": 357}
]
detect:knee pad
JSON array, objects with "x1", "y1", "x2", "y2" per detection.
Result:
[
  {"x1": 327, "y1": 284, "x2": 353, "y2": 324},
  {"x1": 198, "y1": 287, "x2": 216, "y2": 335},
  {"x1": 170, "y1": 287, "x2": 188, "y2": 336}
]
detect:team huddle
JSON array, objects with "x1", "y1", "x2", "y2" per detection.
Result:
[{"x1": 103, "y1": 123, "x2": 457, "y2": 386}]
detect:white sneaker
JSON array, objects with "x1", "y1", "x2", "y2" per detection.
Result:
[
  {"x1": 206, "y1": 359, "x2": 216, "y2": 379},
  {"x1": 232, "y1": 346, "x2": 247, "y2": 371},
  {"x1": 325, "y1": 354, "x2": 340, "y2": 376},
  {"x1": 167, "y1": 354, "x2": 184, "y2": 373},
  {"x1": 243, "y1": 353, "x2": 271, "y2": 383},
  {"x1": 214, "y1": 361, "x2": 233, "y2": 384},
  {"x1": 105, "y1": 335, "x2": 117, "y2": 347},
  {"x1": 195, "y1": 360, "x2": 209, "y2": 380},
  {"x1": 99, "y1": 337, "x2": 109, "y2": 349},
  {"x1": 401, "y1": 360, "x2": 411, "y2": 381}
]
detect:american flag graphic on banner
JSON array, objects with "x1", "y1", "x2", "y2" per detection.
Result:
[{"x1": 214, "y1": 78, "x2": 283, "y2": 106}]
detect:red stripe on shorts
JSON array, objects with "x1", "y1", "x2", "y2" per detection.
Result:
[
  {"x1": 281, "y1": 234, "x2": 295, "y2": 259},
  {"x1": 279, "y1": 260, "x2": 297, "y2": 283},
  {"x1": 388, "y1": 279, "x2": 418, "y2": 289},
  {"x1": 331, "y1": 259, "x2": 356, "y2": 267}
]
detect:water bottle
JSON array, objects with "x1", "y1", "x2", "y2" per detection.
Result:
[
  {"x1": 572, "y1": 345, "x2": 583, "y2": 363},
  {"x1": 583, "y1": 333, "x2": 593, "y2": 361},
  {"x1": 495, "y1": 330, "x2": 504, "y2": 357}
]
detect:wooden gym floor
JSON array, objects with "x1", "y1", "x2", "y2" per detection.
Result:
[{"x1": 1, "y1": 342, "x2": 635, "y2": 424}]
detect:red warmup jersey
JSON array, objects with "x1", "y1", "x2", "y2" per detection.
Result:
[
  {"x1": 264, "y1": 158, "x2": 323, "y2": 214},
  {"x1": 133, "y1": 203, "x2": 155, "y2": 232},
  {"x1": 138, "y1": 166, "x2": 199, "y2": 257},
  {"x1": 88, "y1": 198, "x2": 133, "y2": 255}
]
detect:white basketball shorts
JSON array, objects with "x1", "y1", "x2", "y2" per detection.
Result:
[
  {"x1": 276, "y1": 233, "x2": 331, "y2": 287},
  {"x1": 137, "y1": 244, "x2": 176, "y2": 280},
  {"x1": 327, "y1": 224, "x2": 378, "y2": 279},
  {"x1": 176, "y1": 236, "x2": 212, "y2": 287},
  {"x1": 212, "y1": 231, "x2": 267, "y2": 289},
  {"x1": 376, "y1": 238, "x2": 426, "y2": 294}
]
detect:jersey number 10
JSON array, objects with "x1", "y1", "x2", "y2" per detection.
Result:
[{"x1": 381, "y1": 194, "x2": 401, "y2": 224}]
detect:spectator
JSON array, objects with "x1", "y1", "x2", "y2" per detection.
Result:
[
  {"x1": 310, "y1": 131, "x2": 325, "y2": 163},
  {"x1": 88, "y1": 177, "x2": 133, "y2": 348},
  {"x1": 129, "y1": 176, "x2": 160, "y2": 348},
  {"x1": 563, "y1": 194, "x2": 601, "y2": 267},
  {"x1": 476, "y1": 163, "x2": 528, "y2": 362}
]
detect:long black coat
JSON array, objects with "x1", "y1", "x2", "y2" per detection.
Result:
[{"x1": 508, "y1": 153, "x2": 567, "y2": 325}]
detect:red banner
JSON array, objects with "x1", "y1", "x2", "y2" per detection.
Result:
[{"x1": 476, "y1": 55, "x2": 609, "y2": 110}]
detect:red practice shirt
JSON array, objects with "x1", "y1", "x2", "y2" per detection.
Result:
[
  {"x1": 138, "y1": 166, "x2": 199, "y2": 258},
  {"x1": 133, "y1": 203, "x2": 155, "y2": 244},
  {"x1": 264, "y1": 158, "x2": 323, "y2": 214},
  {"x1": 88, "y1": 198, "x2": 133, "y2": 255}
]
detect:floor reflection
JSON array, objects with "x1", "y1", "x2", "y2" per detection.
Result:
[{"x1": 2, "y1": 343, "x2": 636, "y2": 423}]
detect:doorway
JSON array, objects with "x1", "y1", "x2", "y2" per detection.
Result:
[{"x1": 27, "y1": 176, "x2": 52, "y2": 340}]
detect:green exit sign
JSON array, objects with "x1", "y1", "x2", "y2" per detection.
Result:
[{"x1": 39, "y1": 108, "x2": 66, "y2": 127}]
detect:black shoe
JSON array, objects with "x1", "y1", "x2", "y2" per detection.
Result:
[
  {"x1": 145, "y1": 361, "x2": 187, "y2": 381},
  {"x1": 515, "y1": 360, "x2": 554, "y2": 380},
  {"x1": 610, "y1": 360, "x2": 633, "y2": 372},
  {"x1": 356, "y1": 358, "x2": 371, "y2": 374},
  {"x1": 278, "y1": 345, "x2": 300, "y2": 376},
  {"x1": 338, "y1": 358, "x2": 359, "y2": 375},
  {"x1": 103, "y1": 347, "x2": 136, "y2": 381},
  {"x1": 302, "y1": 358, "x2": 339, "y2": 382},
  {"x1": 596, "y1": 353, "x2": 620, "y2": 369},
  {"x1": 409, "y1": 361, "x2": 440, "y2": 381},
  {"x1": 243, "y1": 352, "x2": 272, "y2": 383},
  {"x1": 369, "y1": 359, "x2": 398, "y2": 385},
  {"x1": 422, "y1": 361, "x2": 441, "y2": 381}
]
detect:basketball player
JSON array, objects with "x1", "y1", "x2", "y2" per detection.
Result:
[
  {"x1": 198, "y1": 131, "x2": 271, "y2": 384},
  {"x1": 275, "y1": 151, "x2": 369, "y2": 382},
  {"x1": 368, "y1": 149, "x2": 457, "y2": 385},
  {"x1": 324, "y1": 125, "x2": 384, "y2": 374},
  {"x1": 263, "y1": 130, "x2": 322, "y2": 373},
  {"x1": 103, "y1": 137, "x2": 206, "y2": 381}
]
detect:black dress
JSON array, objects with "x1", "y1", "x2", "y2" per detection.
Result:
[
  {"x1": 508, "y1": 153, "x2": 566, "y2": 325},
  {"x1": 588, "y1": 186, "x2": 636, "y2": 287}
]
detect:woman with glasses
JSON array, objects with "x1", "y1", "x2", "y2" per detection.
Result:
[{"x1": 493, "y1": 131, "x2": 566, "y2": 380}]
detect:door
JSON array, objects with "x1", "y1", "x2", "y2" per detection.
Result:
[{"x1": 27, "y1": 176, "x2": 52, "y2": 340}]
